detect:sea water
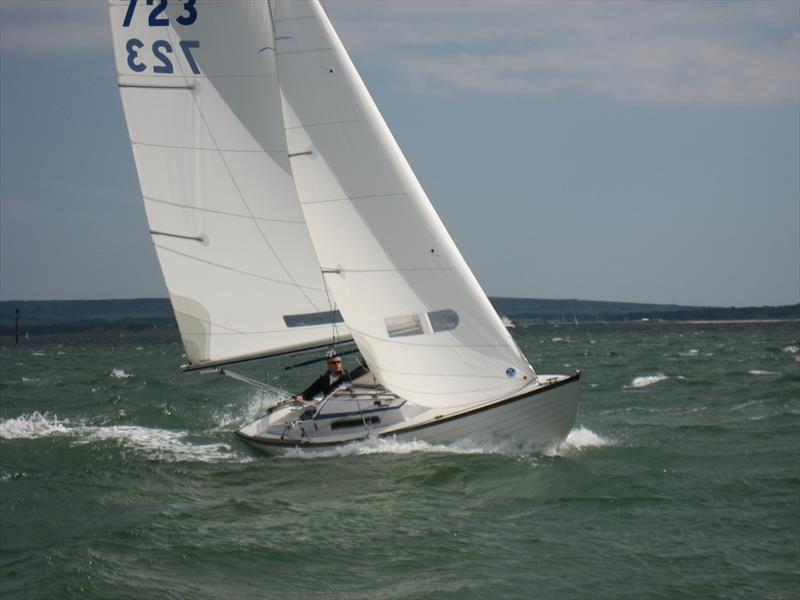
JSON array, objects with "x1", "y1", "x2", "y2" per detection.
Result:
[{"x1": 1, "y1": 322, "x2": 798, "y2": 599}]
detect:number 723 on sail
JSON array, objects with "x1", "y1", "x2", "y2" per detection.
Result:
[{"x1": 119, "y1": 0, "x2": 201, "y2": 75}]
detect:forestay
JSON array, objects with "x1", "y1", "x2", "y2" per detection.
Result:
[
  {"x1": 272, "y1": 0, "x2": 535, "y2": 408},
  {"x1": 108, "y1": 0, "x2": 346, "y2": 366}
]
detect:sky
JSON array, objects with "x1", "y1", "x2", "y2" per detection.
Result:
[{"x1": 0, "y1": 0, "x2": 798, "y2": 307}]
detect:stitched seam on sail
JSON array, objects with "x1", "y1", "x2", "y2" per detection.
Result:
[
  {"x1": 143, "y1": 196, "x2": 305, "y2": 224},
  {"x1": 132, "y1": 141, "x2": 285, "y2": 154},
  {"x1": 299, "y1": 192, "x2": 408, "y2": 205},
  {"x1": 154, "y1": 243, "x2": 326, "y2": 292},
  {"x1": 347, "y1": 326, "x2": 511, "y2": 349},
  {"x1": 160, "y1": 24, "x2": 325, "y2": 313},
  {"x1": 285, "y1": 118, "x2": 371, "y2": 131}
]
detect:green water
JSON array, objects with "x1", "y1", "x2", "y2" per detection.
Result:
[{"x1": 1, "y1": 322, "x2": 798, "y2": 599}]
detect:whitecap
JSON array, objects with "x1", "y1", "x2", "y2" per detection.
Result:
[
  {"x1": 32, "y1": 352, "x2": 45, "y2": 357},
  {"x1": 783, "y1": 345, "x2": 799, "y2": 354},
  {"x1": 749, "y1": 370, "x2": 778, "y2": 376},
  {"x1": 679, "y1": 349, "x2": 699, "y2": 357},
  {"x1": 551, "y1": 337, "x2": 566, "y2": 342},
  {"x1": 110, "y1": 368, "x2": 133, "y2": 379},
  {"x1": 629, "y1": 373, "x2": 669, "y2": 388},
  {"x1": 0, "y1": 412, "x2": 69, "y2": 439}
]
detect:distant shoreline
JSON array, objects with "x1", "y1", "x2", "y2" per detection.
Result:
[{"x1": 1, "y1": 297, "x2": 797, "y2": 336}]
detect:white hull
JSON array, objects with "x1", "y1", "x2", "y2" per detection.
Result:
[{"x1": 235, "y1": 372, "x2": 580, "y2": 455}]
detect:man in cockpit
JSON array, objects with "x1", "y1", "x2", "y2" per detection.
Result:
[{"x1": 294, "y1": 354, "x2": 351, "y2": 403}]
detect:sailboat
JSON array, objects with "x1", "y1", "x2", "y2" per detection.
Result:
[{"x1": 108, "y1": 0, "x2": 580, "y2": 453}]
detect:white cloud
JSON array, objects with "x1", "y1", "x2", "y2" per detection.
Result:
[
  {"x1": 326, "y1": 0, "x2": 800, "y2": 106},
  {"x1": 1, "y1": 0, "x2": 796, "y2": 106}
]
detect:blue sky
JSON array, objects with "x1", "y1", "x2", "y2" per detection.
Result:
[{"x1": 1, "y1": 0, "x2": 798, "y2": 306}]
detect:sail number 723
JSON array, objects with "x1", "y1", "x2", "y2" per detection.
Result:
[
  {"x1": 123, "y1": 0, "x2": 197, "y2": 27},
  {"x1": 121, "y1": 0, "x2": 200, "y2": 75}
]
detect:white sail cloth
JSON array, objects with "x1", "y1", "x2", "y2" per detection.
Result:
[
  {"x1": 272, "y1": 0, "x2": 535, "y2": 408},
  {"x1": 108, "y1": 0, "x2": 345, "y2": 365}
]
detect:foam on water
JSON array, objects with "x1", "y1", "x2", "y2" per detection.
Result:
[
  {"x1": 281, "y1": 438, "x2": 485, "y2": 459},
  {"x1": 749, "y1": 370, "x2": 778, "y2": 376},
  {"x1": 84, "y1": 426, "x2": 250, "y2": 463},
  {"x1": 629, "y1": 373, "x2": 669, "y2": 388},
  {"x1": 281, "y1": 426, "x2": 611, "y2": 460},
  {"x1": 1, "y1": 413, "x2": 250, "y2": 463},
  {"x1": 110, "y1": 368, "x2": 133, "y2": 379},
  {"x1": 0, "y1": 412, "x2": 69, "y2": 439},
  {"x1": 783, "y1": 345, "x2": 798, "y2": 354}
]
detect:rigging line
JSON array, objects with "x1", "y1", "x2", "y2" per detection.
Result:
[
  {"x1": 320, "y1": 268, "x2": 340, "y2": 351},
  {"x1": 162, "y1": 23, "x2": 324, "y2": 314}
]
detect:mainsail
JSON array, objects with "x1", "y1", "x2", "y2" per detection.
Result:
[
  {"x1": 272, "y1": 0, "x2": 535, "y2": 408},
  {"x1": 108, "y1": 0, "x2": 345, "y2": 366}
]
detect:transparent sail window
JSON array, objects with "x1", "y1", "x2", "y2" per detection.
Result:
[
  {"x1": 385, "y1": 310, "x2": 459, "y2": 338},
  {"x1": 428, "y1": 309, "x2": 459, "y2": 333},
  {"x1": 284, "y1": 310, "x2": 344, "y2": 328},
  {"x1": 385, "y1": 314, "x2": 424, "y2": 338}
]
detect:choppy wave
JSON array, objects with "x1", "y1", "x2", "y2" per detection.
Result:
[
  {"x1": 110, "y1": 368, "x2": 133, "y2": 379},
  {"x1": 749, "y1": 370, "x2": 778, "y2": 376},
  {"x1": 783, "y1": 345, "x2": 798, "y2": 354},
  {"x1": 629, "y1": 374, "x2": 669, "y2": 388},
  {"x1": 0, "y1": 412, "x2": 69, "y2": 439}
]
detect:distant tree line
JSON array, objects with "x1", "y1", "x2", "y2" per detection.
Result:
[{"x1": 1, "y1": 298, "x2": 797, "y2": 335}]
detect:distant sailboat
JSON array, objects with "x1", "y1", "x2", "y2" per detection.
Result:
[{"x1": 108, "y1": 0, "x2": 580, "y2": 453}]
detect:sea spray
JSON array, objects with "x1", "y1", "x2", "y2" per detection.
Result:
[{"x1": 0, "y1": 412, "x2": 68, "y2": 439}]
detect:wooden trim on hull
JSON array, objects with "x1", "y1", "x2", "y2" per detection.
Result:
[{"x1": 234, "y1": 371, "x2": 581, "y2": 452}]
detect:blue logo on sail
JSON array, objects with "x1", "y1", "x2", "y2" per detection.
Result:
[{"x1": 506, "y1": 368, "x2": 516, "y2": 378}]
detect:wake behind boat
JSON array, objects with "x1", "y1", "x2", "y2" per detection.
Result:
[{"x1": 108, "y1": 0, "x2": 580, "y2": 454}]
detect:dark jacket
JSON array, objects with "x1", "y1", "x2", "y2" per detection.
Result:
[{"x1": 300, "y1": 369, "x2": 351, "y2": 400}]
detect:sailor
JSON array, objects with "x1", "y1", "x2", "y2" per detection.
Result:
[{"x1": 294, "y1": 354, "x2": 351, "y2": 403}]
